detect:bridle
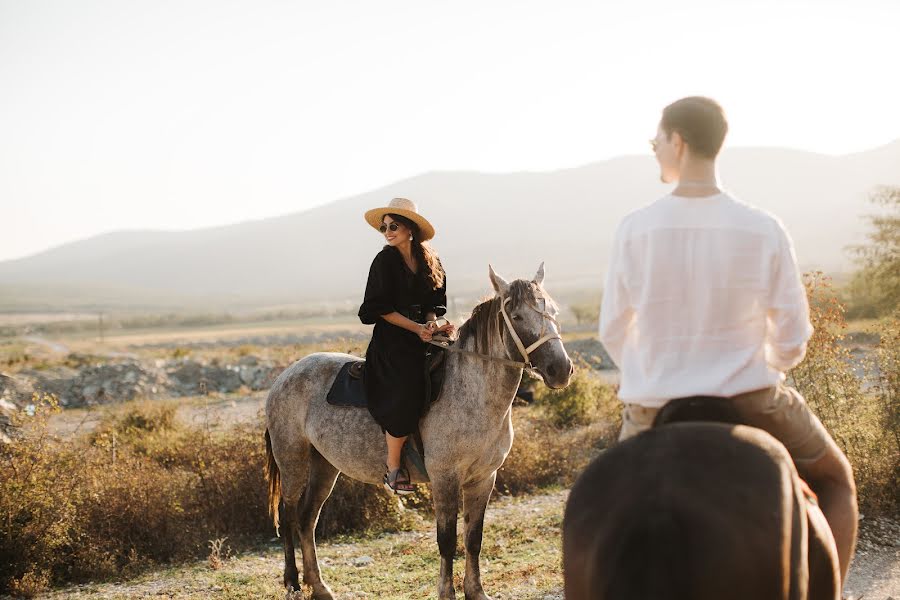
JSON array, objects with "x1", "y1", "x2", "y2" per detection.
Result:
[
  {"x1": 498, "y1": 294, "x2": 561, "y2": 369},
  {"x1": 428, "y1": 290, "x2": 562, "y2": 371}
]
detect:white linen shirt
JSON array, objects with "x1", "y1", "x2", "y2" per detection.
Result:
[{"x1": 598, "y1": 192, "x2": 813, "y2": 407}]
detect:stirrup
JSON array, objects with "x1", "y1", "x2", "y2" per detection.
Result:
[{"x1": 383, "y1": 466, "x2": 416, "y2": 495}]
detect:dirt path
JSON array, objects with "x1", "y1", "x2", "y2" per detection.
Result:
[{"x1": 28, "y1": 490, "x2": 899, "y2": 600}]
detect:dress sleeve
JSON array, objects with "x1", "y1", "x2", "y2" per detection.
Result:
[
  {"x1": 358, "y1": 253, "x2": 396, "y2": 325},
  {"x1": 426, "y1": 263, "x2": 448, "y2": 318}
]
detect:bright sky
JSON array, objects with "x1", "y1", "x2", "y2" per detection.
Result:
[{"x1": 2, "y1": 0, "x2": 898, "y2": 262}]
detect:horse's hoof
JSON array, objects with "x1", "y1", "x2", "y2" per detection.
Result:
[
  {"x1": 284, "y1": 587, "x2": 305, "y2": 600},
  {"x1": 311, "y1": 583, "x2": 336, "y2": 600},
  {"x1": 464, "y1": 577, "x2": 491, "y2": 600}
]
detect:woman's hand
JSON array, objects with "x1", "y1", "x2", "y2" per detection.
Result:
[
  {"x1": 417, "y1": 324, "x2": 433, "y2": 342},
  {"x1": 435, "y1": 321, "x2": 456, "y2": 338}
]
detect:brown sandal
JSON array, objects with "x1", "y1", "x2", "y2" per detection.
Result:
[{"x1": 383, "y1": 466, "x2": 416, "y2": 495}]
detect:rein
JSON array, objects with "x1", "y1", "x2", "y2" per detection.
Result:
[{"x1": 426, "y1": 291, "x2": 561, "y2": 370}]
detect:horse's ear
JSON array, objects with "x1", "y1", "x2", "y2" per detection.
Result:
[
  {"x1": 533, "y1": 262, "x2": 545, "y2": 286},
  {"x1": 489, "y1": 264, "x2": 510, "y2": 295}
]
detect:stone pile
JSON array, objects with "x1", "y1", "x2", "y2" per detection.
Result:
[
  {"x1": 563, "y1": 338, "x2": 614, "y2": 370},
  {"x1": 18, "y1": 361, "x2": 167, "y2": 407},
  {"x1": 1, "y1": 356, "x2": 286, "y2": 410}
]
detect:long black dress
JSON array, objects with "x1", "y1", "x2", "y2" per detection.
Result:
[{"x1": 358, "y1": 246, "x2": 447, "y2": 437}]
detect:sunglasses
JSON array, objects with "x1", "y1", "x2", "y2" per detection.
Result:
[{"x1": 379, "y1": 222, "x2": 403, "y2": 233}]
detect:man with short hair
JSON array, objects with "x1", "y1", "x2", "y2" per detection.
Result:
[{"x1": 599, "y1": 96, "x2": 858, "y2": 584}]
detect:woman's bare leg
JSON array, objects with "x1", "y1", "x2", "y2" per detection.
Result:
[{"x1": 386, "y1": 431, "x2": 407, "y2": 471}]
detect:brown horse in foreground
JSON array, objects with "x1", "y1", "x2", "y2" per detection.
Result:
[{"x1": 562, "y1": 399, "x2": 840, "y2": 600}]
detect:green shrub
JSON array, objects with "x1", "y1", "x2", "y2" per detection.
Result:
[
  {"x1": 791, "y1": 273, "x2": 899, "y2": 515},
  {"x1": 497, "y1": 400, "x2": 620, "y2": 495},
  {"x1": 873, "y1": 314, "x2": 900, "y2": 453},
  {"x1": 533, "y1": 363, "x2": 618, "y2": 429},
  {"x1": 0, "y1": 396, "x2": 410, "y2": 594}
]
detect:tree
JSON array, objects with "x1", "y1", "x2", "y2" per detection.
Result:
[{"x1": 847, "y1": 186, "x2": 900, "y2": 318}]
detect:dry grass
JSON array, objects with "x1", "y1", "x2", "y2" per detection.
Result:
[
  {"x1": 0, "y1": 382, "x2": 616, "y2": 596},
  {"x1": 35, "y1": 491, "x2": 572, "y2": 600},
  {"x1": 0, "y1": 395, "x2": 409, "y2": 595},
  {"x1": 4, "y1": 281, "x2": 898, "y2": 596}
]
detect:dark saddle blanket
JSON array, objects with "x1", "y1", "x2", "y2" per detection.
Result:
[{"x1": 326, "y1": 342, "x2": 449, "y2": 412}]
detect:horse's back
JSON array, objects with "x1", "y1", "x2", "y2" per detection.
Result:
[
  {"x1": 564, "y1": 423, "x2": 806, "y2": 600},
  {"x1": 266, "y1": 351, "x2": 390, "y2": 484},
  {"x1": 266, "y1": 352, "x2": 354, "y2": 432}
]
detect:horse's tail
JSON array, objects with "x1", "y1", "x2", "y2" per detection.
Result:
[{"x1": 264, "y1": 428, "x2": 282, "y2": 532}]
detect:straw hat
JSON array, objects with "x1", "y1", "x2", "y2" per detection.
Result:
[{"x1": 364, "y1": 197, "x2": 435, "y2": 242}]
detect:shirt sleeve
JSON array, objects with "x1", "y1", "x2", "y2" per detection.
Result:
[
  {"x1": 764, "y1": 222, "x2": 814, "y2": 372},
  {"x1": 598, "y1": 223, "x2": 634, "y2": 369},
  {"x1": 358, "y1": 252, "x2": 396, "y2": 325},
  {"x1": 425, "y1": 262, "x2": 447, "y2": 318}
]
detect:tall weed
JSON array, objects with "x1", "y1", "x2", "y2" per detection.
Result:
[{"x1": 790, "y1": 273, "x2": 899, "y2": 514}]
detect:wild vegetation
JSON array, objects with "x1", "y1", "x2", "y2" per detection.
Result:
[
  {"x1": 843, "y1": 185, "x2": 899, "y2": 319},
  {"x1": 0, "y1": 383, "x2": 619, "y2": 595},
  {"x1": 791, "y1": 273, "x2": 899, "y2": 514},
  {"x1": 1, "y1": 186, "x2": 897, "y2": 596}
]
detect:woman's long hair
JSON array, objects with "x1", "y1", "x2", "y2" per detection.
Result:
[{"x1": 386, "y1": 213, "x2": 445, "y2": 289}]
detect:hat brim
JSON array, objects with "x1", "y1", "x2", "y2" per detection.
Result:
[{"x1": 364, "y1": 207, "x2": 435, "y2": 241}]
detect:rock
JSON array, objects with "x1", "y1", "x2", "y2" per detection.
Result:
[
  {"x1": 1, "y1": 372, "x2": 36, "y2": 407},
  {"x1": 350, "y1": 555, "x2": 374, "y2": 567},
  {"x1": 25, "y1": 361, "x2": 167, "y2": 408},
  {"x1": 564, "y1": 338, "x2": 614, "y2": 370},
  {"x1": 167, "y1": 361, "x2": 242, "y2": 394},
  {"x1": 4, "y1": 353, "x2": 285, "y2": 413},
  {"x1": 81, "y1": 384, "x2": 102, "y2": 403},
  {"x1": 237, "y1": 362, "x2": 281, "y2": 390},
  {"x1": 0, "y1": 398, "x2": 17, "y2": 443}
]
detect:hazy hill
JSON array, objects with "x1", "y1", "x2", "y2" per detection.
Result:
[{"x1": 3, "y1": 141, "x2": 899, "y2": 311}]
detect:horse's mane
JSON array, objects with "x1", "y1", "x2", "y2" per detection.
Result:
[
  {"x1": 456, "y1": 279, "x2": 557, "y2": 356},
  {"x1": 455, "y1": 296, "x2": 500, "y2": 356}
]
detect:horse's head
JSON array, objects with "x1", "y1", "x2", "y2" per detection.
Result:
[{"x1": 489, "y1": 263, "x2": 574, "y2": 389}]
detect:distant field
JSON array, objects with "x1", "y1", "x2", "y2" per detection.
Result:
[
  {"x1": 0, "y1": 312, "x2": 97, "y2": 326},
  {"x1": 5, "y1": 317, "x2": 367, "y2": 355},
  {"x1": 59, "y1": 317, "x2": 368, "y2": 346}
]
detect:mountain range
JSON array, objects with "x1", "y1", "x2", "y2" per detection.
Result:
[{"x1": 3, "y1": 140, "x2": 899, "y2": 312}]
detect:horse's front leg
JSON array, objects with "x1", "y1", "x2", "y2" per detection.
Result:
[
  {"x1": 462, "y1": 472, "x2": 496, "y2": 600},
  {"x1": 433, "y1": 473, "x2": 461, "y2": 600}
]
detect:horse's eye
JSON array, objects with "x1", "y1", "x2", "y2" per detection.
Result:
[{"x1": 512, "y1": 314, "x2": 523, "y2": 321}]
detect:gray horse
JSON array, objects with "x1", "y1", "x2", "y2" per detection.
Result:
[{"x1": 265, "y1": 264, "x2": 574, "y2": 600}]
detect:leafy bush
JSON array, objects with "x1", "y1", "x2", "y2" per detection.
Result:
[
  {"x1": 497, "y1": 404, "x2": 618, "y2": 495},
  {"x1": 0, "y1": 384, "x2": 622, "y2": 594},
  {"x1": 533, "y1": 362, "x2": 618, "y2": 428},
  {"x1": 845, "y1": 185, "x2": 899, "y2": 319},
  {"x1": 0, "y1": 397, "x2": 408, "y2": 595},
  {"x1": 790, "y1": 273, "x2": 899, "y2": 514}
]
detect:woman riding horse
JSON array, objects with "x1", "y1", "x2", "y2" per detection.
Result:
[{"x1": 359, "y1": 197, "x2": 455, "y2": 494}]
